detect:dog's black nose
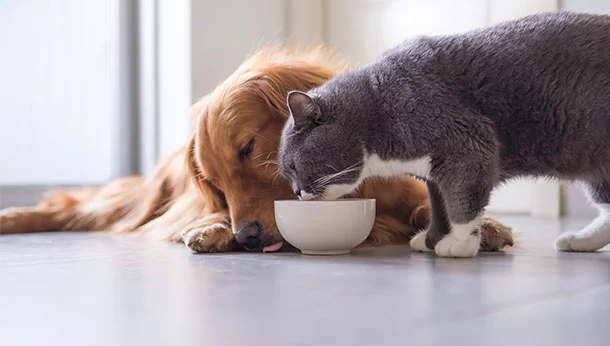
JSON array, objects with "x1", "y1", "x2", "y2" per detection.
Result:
[{"x1": 235, "y1": 221, "x2": 262, "y2": 250}]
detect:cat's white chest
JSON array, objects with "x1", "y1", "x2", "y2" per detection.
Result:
[{"x1": 363, "y1": 154, "x2": 431, "y2": 179}]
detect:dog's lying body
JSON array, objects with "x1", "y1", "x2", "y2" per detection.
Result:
[{"x1": 0, "y1": 48, "x2": 513, "y2": 252}]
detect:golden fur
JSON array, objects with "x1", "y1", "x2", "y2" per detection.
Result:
[{"x1": 0, "y1": 48, "x2": 513, "y2": 252}]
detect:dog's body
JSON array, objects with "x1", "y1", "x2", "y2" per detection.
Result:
[{"x1": 0, "y1": 48, "x2": 513, "y2": 252}]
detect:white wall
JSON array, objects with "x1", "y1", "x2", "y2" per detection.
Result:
[
  {"x1": 562, "y1": 0, "x2": 610, "y2": 14},
  {"x1": 326, "y1": 0, "x2": 487, "y2": 64},
  {"x1": 0, "y1": 0, "x2": 118, "y2": 185},
  {"x1": 190, "y1": 0, "x2": 287, "y2": 100},
  {"x1": 156, "y1": 0, "x2": 193, "y2": 160}
]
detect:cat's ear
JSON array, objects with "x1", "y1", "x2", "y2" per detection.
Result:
[{"x1": 287, "y1": 91, "x2": 322, "y2": 128}]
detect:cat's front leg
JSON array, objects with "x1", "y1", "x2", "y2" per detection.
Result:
[
  {"x1": 434, "y1": 176, "x2": 492, "y2": 257},
  {"x1": 410, "y1": 180, "x2": 449, "y2": 252},
  {"x1": 411, "y1": 170, "x2": 493, "y2": 257},
  {"x1": 434, "y1": 213, "x2": 483, "y2": 257},
  {"x1": 409, "y1": 179, "x2": 485, "y2": 257}
]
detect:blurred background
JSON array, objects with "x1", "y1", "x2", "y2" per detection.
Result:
[{"x1": 1, "y1": 0, "x2": 609, "y2": 218}]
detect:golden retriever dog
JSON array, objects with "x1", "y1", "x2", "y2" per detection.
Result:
[{"x1": 0, "y1": 48, "x2": 513, "y2": 253}]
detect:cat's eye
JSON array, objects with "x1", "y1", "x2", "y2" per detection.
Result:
[{"x1": 239, "y1": 139, "x2": 255, "y2": 162}]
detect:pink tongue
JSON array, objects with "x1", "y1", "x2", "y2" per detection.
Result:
[{"x1": 262, "y1": 241, "x2": 284, "y2": 253}]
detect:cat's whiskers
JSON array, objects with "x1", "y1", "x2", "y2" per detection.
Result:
[
  {"x1": 313, "y1": 161, "x2": 363, "y2": 188},
  {"x1": 313, "y1": 161, "x2": 362, "y2": 184},
  {"x1": 324, "y1": 164, "x2": 339, "y2": 172},
  {"x1": 315, "y1": 169, "x2": 359, "y2": 186}
]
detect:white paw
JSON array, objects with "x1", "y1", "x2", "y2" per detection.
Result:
[
  {"x1": 555, "y1": 232, "x2": 603, "y2": 252},
  {"x1": 409, "y1": 231, "x2": 433, "y2": 252},
  {"x1": 556, "y1": 210, "x2": 610, "y2": 252},
  {"x1": 434, "y1": 232, "x2": 481, "y2": 258}
]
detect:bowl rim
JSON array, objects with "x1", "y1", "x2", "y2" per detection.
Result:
[{"x1": 274, "y1": 198, "x2": 376, "y2": 204}]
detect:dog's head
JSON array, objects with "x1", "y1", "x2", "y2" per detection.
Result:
[{"x1": 188, "y1": 48, "x2": 345, "y2": 252}]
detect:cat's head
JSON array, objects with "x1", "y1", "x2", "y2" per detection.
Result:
[{"x1": 278, "y1": 90, "x2": 365, "y2": 200}]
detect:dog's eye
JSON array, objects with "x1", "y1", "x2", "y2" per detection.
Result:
[{"x1": 239, "y1": 139, "x2": 255, "y2": 162}]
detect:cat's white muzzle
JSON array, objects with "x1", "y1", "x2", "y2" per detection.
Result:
[{"x1": 298, "y1": 191, "x2": 318, "y2": 201}]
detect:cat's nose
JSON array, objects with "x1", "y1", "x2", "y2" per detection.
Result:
[{"x1": 294, "y1": 188, "x2": 302, "y2": 198}]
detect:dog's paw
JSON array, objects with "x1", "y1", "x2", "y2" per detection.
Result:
[
  {"x1": 434, "y1": 227, "x2": 481, "y2": 258},
  {"x1": 409, "y1": 231, "x2": 433, "y2": 252},
  {"x1": 181, "y1": 223, "x2": 235, "y2": 253},
  {"x1": 479, "y1": 216, "x2": 514, "y2": 251},
  {"x1": 0, "y1": 215, "x2": 11, "y2": 234},
  {"x1": 0, "y1": 208, "x2": 24, "y2": 234}
]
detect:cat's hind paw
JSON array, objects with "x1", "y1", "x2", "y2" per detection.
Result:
[
  {"x1": 555, "y1": 214, "x2": 610, "y2": 252},
  {"x1": 409, "y1": 231, "x2": 433, "y2": 252},
  {"x1": 555, "y1": 232, "x2": 605, "y2": 252}
]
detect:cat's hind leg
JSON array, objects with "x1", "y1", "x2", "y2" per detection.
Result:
[{"x1": 556, "y1": 181, "x2": 610, "y2": 252}]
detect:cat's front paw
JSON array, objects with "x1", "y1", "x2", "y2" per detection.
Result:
[
  {"x1": 409, "y1": 230, "x2": 433, "y2": 252},
  {"x1": 435, "y1": 218, "x2": 482, "y2": 257},
  {"x1": 555, "y1": 232, "x2": 604, "y2": 252},
  {"x1": 435, "y1": 233, "x2": 480, "y2": 257}
]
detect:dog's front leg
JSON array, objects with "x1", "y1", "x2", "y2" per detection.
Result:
[
  {"x1": 181, "y1": 210, "x2": 236, "y2": 253},
  {"x1": 479, "y1": 216, "x2": 514, "y2": 251}
]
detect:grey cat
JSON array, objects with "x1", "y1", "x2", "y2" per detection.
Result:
[{"x1": 278, "y1": 12, "x2": 610, "y2": 257}]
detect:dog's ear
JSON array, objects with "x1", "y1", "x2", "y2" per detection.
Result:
[
  {"x1": 186, "y1": 135, "x2": 226, "y2": 213},
  {"x1": 287, "y1": 91, "x2": 321, "y2": 128}
]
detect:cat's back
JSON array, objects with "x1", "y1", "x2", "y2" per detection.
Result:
[
  {"x1": 378, "y1": 12, "x2": 610, "y2": 177},
  {"x1": 467, "y1": 13, "x2": 610, "y2": 176},
  {"x1": 376, "y1": 12, "x2": 610, "y2": 113},
  {"x1": 470, "y1": 12, "x2": 610, "y2": 52},
  {"x1": 382, "y1": 12, "x2": 610, "y2": 77},
  {"x1": 466, "y1": 12, "x2": 610, "y2": 72},
  {"x1": 453, "y1": 12, "x2": 610, "y2": 117}
]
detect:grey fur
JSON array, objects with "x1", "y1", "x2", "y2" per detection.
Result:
[{"x1": 279, "y1": 13, "x2": 610, "y2": 256}]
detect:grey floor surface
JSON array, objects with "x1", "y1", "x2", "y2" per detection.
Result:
[{"x1": 1, "y1": 216, "x2": 610, "y2": 346}]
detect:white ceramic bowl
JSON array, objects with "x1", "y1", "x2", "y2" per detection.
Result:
[{"x1": 274, "y1": 199, "x2": 376, "y2": 255}]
